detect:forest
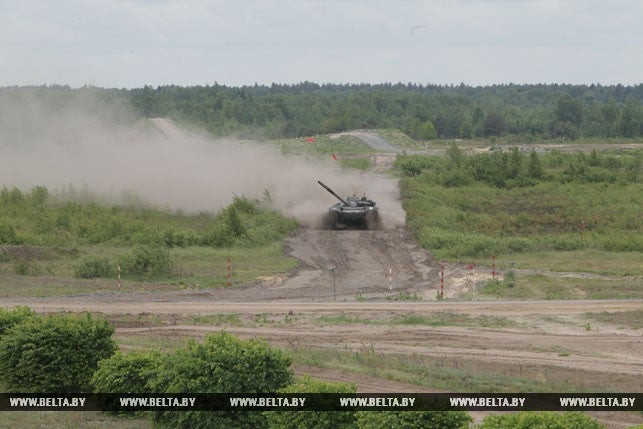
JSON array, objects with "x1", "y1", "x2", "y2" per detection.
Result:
[{"x1": 1, "y1": 83, "x2": 642, "y2": 140}]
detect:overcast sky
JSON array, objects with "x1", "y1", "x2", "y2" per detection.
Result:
[{"x1": 1, "y1": 0, "x2": 641, "y2": 88}]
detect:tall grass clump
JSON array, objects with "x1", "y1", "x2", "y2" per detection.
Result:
[
  {"x1": 121, "y1": 244, "x2": 173, "y2": 278},
  {"x1": 202, "y1": 196, "x2": 297, "y2": 248},
  {"x1": 74, "y1": 255, "x2": 114, "y2": 279}
]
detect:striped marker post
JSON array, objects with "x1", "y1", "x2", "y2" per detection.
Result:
[
  {"x1": 117, "y1": 264, "x2": 121, "y2": 290},
  {"x1": 388, "y1": 267, "x2": 393, "y2": 291},
  {"x1": 492, "y1": 255, "x2": 496, "y2": 280},
  {"x1": 227, "y1": 257, "x2": 231, "y2": 287}
]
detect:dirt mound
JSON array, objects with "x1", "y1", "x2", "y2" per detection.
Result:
[{"x1": 279, "y1": 227, "x2": 439, "y2": 299}]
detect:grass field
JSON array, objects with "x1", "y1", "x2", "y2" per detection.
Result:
[
  {"x1": 269, "y1": 133, "x2": 373, "y2": 155},
  {"x1": 583, "y1": 310, "x2": 642, "y2": 330},
  {"x1": 0, "y1": 191, "x2": 299, "y2": 296},
  {"x1": 468, "y1": 274, "x2": 642, "y2": 300},
  {"x1": 0, "y1": 412, "x2": 150, "y2": 429},
  {"x1": 0, "y1": 242, "x2": 297, "y2": 297},
  {"x1": 397, "y1": 147, "x2": 642, "y2": 299},
  {"x1": 491, "y1": 250, "x2": 642, "y2": 276},
  {"x1": 315, "y1": 312, "x2": 516, "y2": 328},
  {"x1": 288, "y1": 348, "x2": 604, "y2": 393}
]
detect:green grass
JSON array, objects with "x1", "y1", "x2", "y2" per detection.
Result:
[
  {"x1": 288, "y1": 348, "x2": 606, "y2": 393},
  {"x1": 0, "y1": 190, "x2": 298, "y2": 249},
  {"x1": 185, "y1": 313, "x2": 242, "y2": 326},
  {"x1": 0, "y1": 192, "x2": 300, "y2": 297},
  {"x1": 584, "y1": 310, "x2": 643, "y2": 330},
  {"x1": 375, "y1": 129, "x2": 424, "y2": 150},
  {"x1": 403, "y1": 180, "x2": 641, "y2": 260},
  {"x1": 270, "y1": 133, "x2": 373, "y2": 156},
  {"x1": 114, "y1": 334, "x2": 190, "y2": 352},
  {"x1": 391, "y1": 312, "x2": 516, "y2": 328},
  {"x1": 0, "y1": 243, "x2": 297, "y2": 297},
  {"x1": 493, "y1": 250, "x2": 643, "y2": 276},
  {"x1": 316, "y1": 314, "x2": 374, "y2": 324},
  {"x1": 339, "y1": 157, "x2": 372, "y2": 170},
  {"x1": 0, "y1": 412, "x2": 150, "y2": 429},
  {"x1": 398, "y1": 148, "x2": 641, "y2": 264},
  {"x1": 170, "y1": 242, "x2": 298, "y2": 287},
  {"x1": 315, "y1": 312, "x2": 516, "y2": 329},
  {"x1": 471, "y1": 274, "x2": 643, "y2": 300},
  {"x1": 429, "y1": 136, "x2": 643, "y2": 147}
]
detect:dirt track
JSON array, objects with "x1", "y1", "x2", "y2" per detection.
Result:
[{"x1": 3, "y1": 298, "x2": 640, "y2": 315}]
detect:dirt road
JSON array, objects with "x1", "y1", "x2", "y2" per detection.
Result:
[{"x1": 3, "y1": 298, "x2": 639, "y2": 315}]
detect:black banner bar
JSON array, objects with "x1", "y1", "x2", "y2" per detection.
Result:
[{"x1": 1, "y1": 393, "x2": 640, "y2": 412}]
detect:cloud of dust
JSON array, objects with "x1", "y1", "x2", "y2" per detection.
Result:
[{"x1": 0, "y1": 92, "x2": 405, "y2": 228}]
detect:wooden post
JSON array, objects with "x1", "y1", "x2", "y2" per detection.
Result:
[{"x1": 440, "y1": 263, "x2": 445, "y2": 299}]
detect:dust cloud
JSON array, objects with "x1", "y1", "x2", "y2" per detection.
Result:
[{"x1": 0, "y1": 92, "x2": 405, "y2": 228}]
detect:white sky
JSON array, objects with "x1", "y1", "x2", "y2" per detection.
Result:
[{"x1": 1, "y1": 0, "x2": 641, "y2": 88}]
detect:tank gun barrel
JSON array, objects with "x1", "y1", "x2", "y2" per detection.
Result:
[{"x1": 317, "y1": 180, "x2": 347, "y2": 205}]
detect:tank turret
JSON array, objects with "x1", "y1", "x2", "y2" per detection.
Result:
[{"x1": 318, "y1": 180, "x2": 379, "y2": 229}]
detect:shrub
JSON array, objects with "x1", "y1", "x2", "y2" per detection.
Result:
[
  {"x1": 92, "y1": 350, "x2": 162, "y2": 416},
  {"x1": 149, "y1": 332, "x2": 293, "y2": 429},
  {"x1": 92, "y1": 350, "x2": 161, "y2": 393},
  {"x1": 202, "y1": 198, "x2": 297, "y2": 248},
  {"x1": 0, "y1": 221, "x2": 18, "y2": 244},
  {"x1": 477, "y1": 411, "x2": 604, "y2": 428},
  {"x1": 226, "y1": 206, "x2": 246, "y2": 238},
  {"x1": 74, "y1": 255, "x2": 114, "y2": 278},
  {"x1": 162, "y1": 228, "x2": 198, "y2": 247},
  {"x1": 121, "y1": 244, "x2": 173, "y2": 277},
  {"x1": 0, "y1": 306, "x2": 35, "y2": 337},
  {"x1": 0, "y1": 312, "x2": 116, "y2": 392},
  {"x1": 266, "y1": 376, "x2": 357, "y2": 429},
  {"x1": 356, "y1": 411, "x2": 472, "y2": 429}
]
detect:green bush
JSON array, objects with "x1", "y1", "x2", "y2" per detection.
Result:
[
  {"x1": 149, "y1": 332, "x2": 293, "y2": 429},
  {"x1": 92, "y1": 350, "x2": 162, "y2": 393},
  {"x1": 356, "y1": 410, "x2": 472, "y2": 429},
  {"x1": 0, "y1": 312, "x2": 116, "y2": 392},
  {"x1": 121, "y1": 244, "x2": 173, "y2": 277},
  {"x1": 477, "y1": 411, "x2": 604, "y2": 428},
  {"x1": 202, "y1": 197, "x2": 298, "y2": 248},
  {"x1": 0, "y1": 306, "x2": 35, "y2": 337},
  {"x1": 266, "y1": 376, "x2": 357, "y2": 429},
  {"x1": 0, "y1": 221, "x2": 18, "y2": 244},
  {"x1": 74, "y1": 255, "x2": 114, "y2": 278},
  {"x1": 92, "y1": 350, "x2": 162, "y2": 416}
]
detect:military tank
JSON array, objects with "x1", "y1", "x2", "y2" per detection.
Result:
[{"x1": 317, "y1": 180, "x2": 379, "y2": 229}]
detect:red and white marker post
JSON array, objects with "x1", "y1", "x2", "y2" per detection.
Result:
[{"x1": 226, "y1": 257, "x2": 231, "y2": 287}]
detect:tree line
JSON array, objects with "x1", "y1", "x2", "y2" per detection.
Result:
[{"x1": 2, "y1": 83, "x2": 642, "y2": 140}]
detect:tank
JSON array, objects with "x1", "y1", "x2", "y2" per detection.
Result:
[{"x1": 317, "y1": 180, "x2": 379, "y2": 229}]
